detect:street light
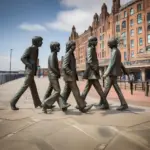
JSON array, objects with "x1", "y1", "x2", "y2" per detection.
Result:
[{"x1": 10, "y1": 49, "x2": 13, "y2": 73}]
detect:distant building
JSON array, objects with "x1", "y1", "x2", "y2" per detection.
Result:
[{"x1": 69, "y1": 0, "x2": 150, "y2": 81}]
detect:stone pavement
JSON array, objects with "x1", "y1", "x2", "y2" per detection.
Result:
[{"x1": 0, "y1": 77, "x2": 150, "y2": 150}]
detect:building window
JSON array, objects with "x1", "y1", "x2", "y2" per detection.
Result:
[
  {"x1": 102, "y1": 51, "x2": 104, "y2": 57},
  {"x1": 139, "y1": 49, "x2": 144, "y2": 53},
  {"x1": 130, "y1": 8, "x2": 134, "y2": 15},
  {"x1": 122, "y1": 21, "x2": 126, "y2": 28},
  {"x1": 124, "y1": 11, "x2": 127, "y2": 18},
  {"x1": 130, "y1": 29, "x2": 134, "y2": 36},
  {"x1": 138, "y1": 27, "x2": 142, "y2": 34},
  {"x1": 131, "y1": 40, "x2": 134, "y2": 48},
  {"x1": 100, "y1": 36, "x2": 102, "y2": 40},
  {"x1": 147, "y1": 46, "x2": 150, "y2": 51},
  {"x1": 148, "y1": 34, "x2": 150, "y2": 44},
  {"x1": 147, "y1": 13, "x2": 150, "y2": 24},
  {"x1": 116, "y1": 15, "x2": 119, "y2": 21},
  {"x1": 137, "y1": 14, "x2": 142, "y2": 24},
  {"x1": 137, "y1": 4, "x2": 142, "y2": 11},
  {"x1": 148, "y1": 25, "x2": 150, "y2": 31},
  {"x1": 131, "y1": 51, "x2": 134, "y2": 57},
  {"x1": 121, "y1": 32, "x2": 126, "y2": 47},
  {"x1": 102, "y1": 41, "x2": 104, "y2": 49},
  {"x1": 116, "y1": 25, "x2": 120, "y2": 32},
  {"x1": 139, "y1": 38, "x2": 143, "y2": 46},
  {"x1": 124, "y1": 52, "x2": 127, "y2": 60},
  {"x1": 100, "y1": 28, "x2": 101, "y2": 33},
  {"x1": 130, "y1": 19, "x2": 134, "y2": 27}
]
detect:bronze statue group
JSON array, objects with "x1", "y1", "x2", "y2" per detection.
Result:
[{"x1": 10, "y1": 36, "x2": 130, "y2": 113}]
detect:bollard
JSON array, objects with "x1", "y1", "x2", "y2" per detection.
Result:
[
  {"x1": 130, "y1": 81, "x2": 133, "y2": 95},
  {"x1": 145, "y1": 81, "x2": 149, "y2": 96}
]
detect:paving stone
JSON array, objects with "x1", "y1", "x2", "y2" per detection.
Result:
[
  {"x1": 105, "y1": 131, "x2": 150, "y2": 150},
  {"x1": 0, "y1": 118, "x2": 35, "y2": 139},
  {"x1": 46, "y1": 125, "x2": 99, "y2": 150}
]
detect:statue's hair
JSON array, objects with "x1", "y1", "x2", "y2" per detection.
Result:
[
  {"x1": 108, "y1": 37, "x2": 119, "y2": 47},
  {"x1": 32, "y1": 36, "x2": 43, "y2": 45},
  {"x1": 88, "y1": 36, "x2": 97, "y2": 46},
  {"x1": 66, "y1": 40, "x2": 76, "y2": 52},
  {"x1": 88, "y1": 36, "x2": 97, "y2": 42},
  {"x1": 50, "y1": 42, "x2": 60, "y2": 51}
]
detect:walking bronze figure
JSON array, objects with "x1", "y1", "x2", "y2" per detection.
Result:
[
  {"x1": 42, "y1": 42, "x2": 70, "y2": 113},
  {"x1": 10, "y1": 36, "x2": 43, "y2": 110},
  {"x1": 60, "y1": 41, "x2": 93, "y2": 113},
  {"x1": 78, "y1": 36, "x2": 109, "y2": 110},
  {"x1": 99, "y1": 37, "x2": 129, "y2": 111}
]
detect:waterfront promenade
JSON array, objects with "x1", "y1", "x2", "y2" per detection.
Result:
[{"x1": 0, "y1": 77, "x2": 150, "y2": 150}]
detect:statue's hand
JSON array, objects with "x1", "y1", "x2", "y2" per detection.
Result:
[
  {"x1": 102, "y1": 74, "x2": 107, "y2": 79},
  {"x1": 27, "y1": 63, "x2": 32, "y2": 70}
]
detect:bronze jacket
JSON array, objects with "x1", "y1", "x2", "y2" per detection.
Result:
[
  {"x1": 48, "y1": 52, "x2": 60, "y2": 80},
  {"x1": 104, "y1": 48, "x2": 128, "y2": 77},
  {"x1": 62, "y1": 50, "x2": 78, "y2": 81},
  {"x1": 83, "y1": 46, "x2": 100, "y2": 79},
  {"x1": 21, "y1": 46, "x2": 39, "y2": 76}
]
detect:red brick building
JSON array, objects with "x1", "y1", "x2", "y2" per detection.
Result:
[{"x1": 69, "y1": 0, "x2": 150, "y2": 81}]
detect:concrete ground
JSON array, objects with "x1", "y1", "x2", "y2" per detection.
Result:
[{"x1": 0, "y1": 77, "x2": 150, "y2": 150}]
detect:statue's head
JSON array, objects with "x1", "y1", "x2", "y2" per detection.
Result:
[
  {"x1": 108, "y1": 37, "x2": 118, "y2": 49},
  {"x1": 66, "y1": 41, "x2": 76, "y2": 52},
  {"x1": 50, "y1": 42, "x2": 60, "y2": 52},
  {"x1": 88, "y1": 36, "x2": 97, "y2": 47},
  {"x1": 32, "y1": 36, "x2": 43, "y2": 47}
]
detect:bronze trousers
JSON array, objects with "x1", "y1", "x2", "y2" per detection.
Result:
[
  {"x1": 60, "y1": 81, "x2": 86, "y2": 108},
  {"x1": 81, "y1": 79, "x2": 108, "y2": 105},
  {"x1": 43, "y1": 79, "x2": 65, "y2": 108},
  {"x1": 104, "y1": 76, "x2": 127, "y2": 105},
  {"x1": 10, "y1": 74, "x2": 41, "y2": 107}
]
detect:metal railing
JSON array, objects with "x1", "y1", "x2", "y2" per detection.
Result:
[{"x1": 0, "y1": 73, "x2": 25, "y2": 85}]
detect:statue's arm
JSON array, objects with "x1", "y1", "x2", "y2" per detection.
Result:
[
  {"x1": 104, "y1": 49, "x2": 117, "y2": 76},
  {"x1": 87, "y1": 47, "x2": 96, "y2": 70},
  {"x1": 49, "y1": 54, "x2": 60, "y2": 76},
  {"x1": 62, "y1": 52, "x2": 72, "y2": 75},
  {"x1": 21, "y1": 47, "x2": 31, "y2": 67},
  {"x1": 121, "y1": 62, "x2": 129, "y2": 75}
]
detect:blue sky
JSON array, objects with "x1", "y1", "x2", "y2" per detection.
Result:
[{"x1": 0, "y1": 0, "x2": 130, "y2": 71}]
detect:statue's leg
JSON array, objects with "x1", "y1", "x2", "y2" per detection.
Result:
[
  {"x1": 10, "y1": 74, "x2": 33, "y2": 110},
  {"x1": 81, "y1": 80, "x2": 92, "y2": 100},
  {"x1": 30, "y1": 78, "x2": 42, "y2": 108},
  {"x1": 113, "y1": 77, "x2": 128, "y2": 111},
  {"x1": 42, "y1": 79, "x2": 60, "y2": 113},
  {"x1": 43, "y1": 83, "x2": 53, "y2": 102},
  {"x1": 94, "y1": 77, "x2": 112, "y2": 107},
  {"x1": 93, "y1": 80, "x2": 109, "y2": 109},
  {"x1": 60, "y1": 82, "x2": 71, "y2": 104},
  {"x1": 69, "y1": 81, "x2": 93, "y2": 113}
]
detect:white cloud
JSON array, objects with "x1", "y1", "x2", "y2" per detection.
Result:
[
  {"x1": 46, "y1": 9, "x2": 93, "y2": 33},
  {"x1": 19, "y1": 23, "x2": 47, "y2": 31},
  {"x1": 46, "y1": 0, "x2": 131, "y2": 34}
]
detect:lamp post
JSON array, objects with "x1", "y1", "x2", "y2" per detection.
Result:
[{"x1": 10, "y1": 49, "x2": 13, "y2": 73}]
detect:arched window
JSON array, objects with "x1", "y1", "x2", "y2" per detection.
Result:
[
  {"x1": 122, "y1": 21, "x2": 126, "y2": 28},
  {"x1": 137, "y1": 4, "x2": 142, "y2": 11},
  {"x1": 137, "y1": 14, "x2": 142, "y2": 24},
  {"x1": 130, "y1": 8, "x2": 134, "y2": 15},
  {"x1": 138, "y1": 27, "x2": 142, "y2": 34},
  {"x1": 130, "y1": 19, "x2": 134, "y2": 26},
  {"x1": 130, "y1": 29, "x2": 134, "y2": 36},
  {"x1": 148, "y1": 25, "x2": 150, "y2": 31},
  {"x1": 147, "y1": 12, "x2": 150, "y2": 24},
  {"x1": 139, "y1": 38, "x2": 143, "y2": 46}
]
